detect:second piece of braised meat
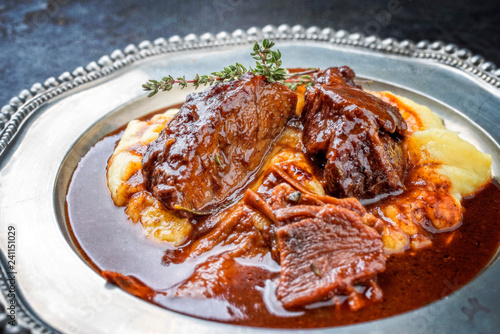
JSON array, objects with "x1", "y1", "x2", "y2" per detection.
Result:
[
  {"x1": 142, "y1": 73, "x2": 297, "y2": 216},
  {"x1": 244, "y1": 182, "x2": 386, "y2": 310},
  {"x1": 275, "y1": 204, "x2": 386, "y2": 309},
  {"x1": 302, "y1": 66, "x2": 407, "y2": 199}
]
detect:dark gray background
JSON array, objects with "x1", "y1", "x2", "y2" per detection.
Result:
[{"x1": 1, "y1": 0, "x2": 499, "y2": 108}]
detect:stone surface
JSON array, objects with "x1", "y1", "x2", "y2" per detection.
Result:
[{"x1": 1, "y1": 0, "x2": 499, "y2": 106}]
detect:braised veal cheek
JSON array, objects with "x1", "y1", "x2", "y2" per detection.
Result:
[{"x1": 142, "y1": 73, "x2": 297, "y2": 217}]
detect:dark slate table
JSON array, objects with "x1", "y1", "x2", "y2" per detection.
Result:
[{"x1": 1, "y1": 0, "x2": 500, "y2": 110}]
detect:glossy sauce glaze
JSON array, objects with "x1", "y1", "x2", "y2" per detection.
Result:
[
  {"x1": 142, "y1": 73, "x2": 297, "y2": 217},
  {"x1": 66, "y1": 109, "x2": 500, "y2": 328}
]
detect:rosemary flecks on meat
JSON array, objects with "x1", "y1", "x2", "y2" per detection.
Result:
[
  {"x1": 214, "y1": 153, "x2": 222, "y2": 167},
  {"x1": 143, "y1": 39, "x2": 318, "y2": 97},
  {"x1": 310, "y1": 262, "x2": 322, "y2": 278}
]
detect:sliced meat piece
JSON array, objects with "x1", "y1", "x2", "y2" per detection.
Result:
[
  {"x1": 302, "y1": 66, "x2": 407, "y2": 199},
  {"x1": 275, "y1": 204, "x2": 386, "y2": 309},
  {"x1": 142, "y1": 73, "x2": 297, "y2": 217},
  {"x1": 244, "y1": 178, "x2": 376, "y2": 264}
]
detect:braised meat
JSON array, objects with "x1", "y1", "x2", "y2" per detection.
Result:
[
  {"x1": 244, "y1": 179, "x2": 386, "y2": 310},
  {"x1": 274, "y1": 204, "x2": 386, "y2": 309},
  {"x1": 142, "y1": 73, "x2": 297, "y2": 216},
  {"x1": 302, "y1": 66, "x2": 407, "y2": 199}
]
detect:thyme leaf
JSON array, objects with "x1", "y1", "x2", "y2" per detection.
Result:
[
  {"x1": 287, "y1": 191, "x2": 302, "y2": 203},
  {"x1": 310, "y1": 262, "x2": 322, "y2": 278},
  {"x1": 214, "y1": 153, "x2": 222, "y2": 167}
]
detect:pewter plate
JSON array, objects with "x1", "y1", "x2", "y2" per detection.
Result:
[{"x1": 1, "y1": 26, "x2": 500, "y2": 334}]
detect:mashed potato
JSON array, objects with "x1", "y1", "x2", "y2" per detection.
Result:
[
  {"x1": 107, "y1": 108, "x2": 192, "y2": 246},
  {"x1": 107, "y1": 91, "x2": 492, "y2": 252},
  {"x1": 370, "y1": 91, "x2": 491, "y2": 253}
]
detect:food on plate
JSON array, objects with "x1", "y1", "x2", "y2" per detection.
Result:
[
  {"x1": 270, "y1": 190, "x2": 386, "y2": 310},
  {"x1": 107, "y1": 108, "x2": 192, "y2": 245},
  {"x1": 302, "y1": 66, "x2": 407, "y2": 199},
  {"x1": 73, "y1": 40, "x2": 495, "y2": 327},
  {"x1": 370, "y1": 90, "x2": 492, "y2": 251},
  {"x1": 142, "y1": 73, "x2": 297, "y2": 217}
]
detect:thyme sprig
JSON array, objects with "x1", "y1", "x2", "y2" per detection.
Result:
[
  {"x1": 142, "y1": 63, "x2": 248, "y2": 97},
  {"x1": 249, "y1": 39, "x2": 287, "y2": 83},
  {"x1": 142, "y1": 39, "x2": 318, "y2": 97}
]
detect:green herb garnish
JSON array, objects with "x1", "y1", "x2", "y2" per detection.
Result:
[
  {"x1": 310, "y1": 262, "x2": 322, "y2": 278},
  {"x1": 214, "y1": 153, "x2": 222, "y2": 167},
  {"x1": 142, "y1": 39, "x2": 318, "y2": 96},
  {"x1": 249, "y1": 39, "x2": 287, "y2": 83}
]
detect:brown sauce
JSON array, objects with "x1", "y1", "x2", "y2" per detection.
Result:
[{"x1": 66, "y1": 112, "x2": 500, "y2": 329}]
